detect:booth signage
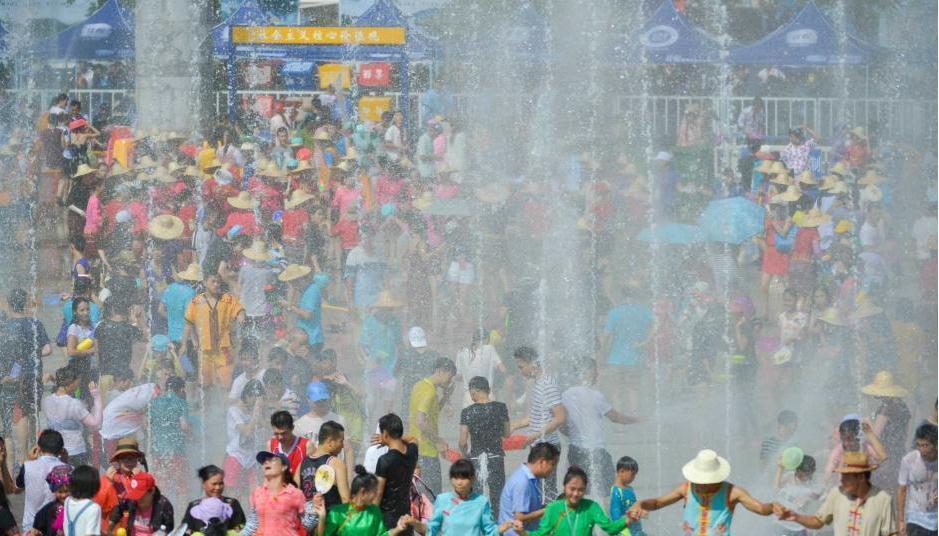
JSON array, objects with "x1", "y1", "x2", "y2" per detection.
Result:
[
  {"x1": 358, "y1": 62, "x2": 391, "y2": 86},
  {"x1": 232, "y1": 26, "x2": 406, "y2": 45}
]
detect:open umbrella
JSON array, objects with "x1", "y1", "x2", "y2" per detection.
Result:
[
  {"x1": 698, "y1": 196, "x2": 765, "y2": 244},
  {"x1": 636, "y1": 223, "x2": 707, "y2": 245}
]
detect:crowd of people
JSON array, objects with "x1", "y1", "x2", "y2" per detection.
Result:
[{"x1": 0, "y1": 80, "x2": 929, "y2": 536}]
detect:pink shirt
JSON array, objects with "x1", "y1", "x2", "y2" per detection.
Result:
[
  {"x1": 332, "y1": 186, "x2": 362, "y2": 214},
  {"x1": 83, "y1": 194, "x2": 103, "y2": 234},
  {"x1": 251, "y1": 483, "x2": 306, "y2": 536}
]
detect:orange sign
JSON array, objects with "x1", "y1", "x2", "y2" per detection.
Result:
[
  {"x1": 232, "y1": 26, "x2": 406, "y2": 45},
  {"x1": 359, "y1": 96, "x2": 393, "y2": 122},
  {"x1": 318, "y1": 64, "x2": 352, "y2": 89}
]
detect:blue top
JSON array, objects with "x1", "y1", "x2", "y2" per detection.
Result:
[
  {"x1": 682, "y1": 481, "x2": 733, "y2": 535},
  {"x1": 358, "y1": 314, "x2": 401, "y2": 372},
  {"x1": 610, "y1": 485, "x2": 644, "y2": 535},
  {"x1": 604, "y1": 304, "x2": 653, "y2": 366},
  {"x1": 297, "y1": 276, "x2": 329, "y2": 346},
  {"x1": 61, "y1": 300, "x2": 101, "y2": 327},
  {"x1": 499, "y1": 464, "x2": 543, "y2": 536},
  {"x1": 161, "y1": 282, "x2": 196, "y2": 343},
  {"x1": 427, "y1": 492, "x2": 500, "y2": 536}
]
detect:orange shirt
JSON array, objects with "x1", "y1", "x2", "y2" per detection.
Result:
[
  {"x1": 184, "y1": 293, "x2": 244, "y2": 351},
  {"x1": 94, "y1": 475, "x2": 119, "y2": 533}
]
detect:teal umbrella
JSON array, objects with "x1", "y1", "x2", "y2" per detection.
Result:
[
  {"x1": 636, "y1": 223, "x2": 707, "y2": 245},
  {"x1": 698, "y1": 196, "x2": 765, "y2": 244}
]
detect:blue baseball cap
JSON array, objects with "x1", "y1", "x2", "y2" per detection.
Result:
[
  {"x1": 306, "y1": 381, "x2": 330, "y2": 402},
  {"x1": 150, "y1": 334, "x2": 170, "y2": 353}
]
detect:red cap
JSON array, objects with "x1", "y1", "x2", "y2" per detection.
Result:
[
  {"x1": 68, "y1": 118, "x2": 87, "y2": 130},
  {"x1": 124, "y1": 472, "x2": 156, "y2": 501}
]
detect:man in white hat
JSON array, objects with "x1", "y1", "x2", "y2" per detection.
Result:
[
  {"x1": 395, "y1": 326, "x2": 441, "y2": 420},
  {"x1": 628, "y1": 449, "x2": 779, "y2": 534},
  {"x1": 779, "y1": 451, "x2": 897, "y2": 536}
]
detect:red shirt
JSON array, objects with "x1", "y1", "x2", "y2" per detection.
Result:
[
  {"x1": 217, "y1": 210, "x2": 262, "y2": 237},
  {"x1": 282, "y1": 209, "x2": 309, "y2": 242},
  {"x1": 331, "y1": 219, "x2": 359, "y2": 250},
  {"x1": 268, "y1": 436, "x2": 311, "y2": 475},
  {"x1": 178, "y1": 204, "x2": 197, "y2": 238},
  {"x1": 792, "y1": 227, "x2": 819, "y2": 262}
]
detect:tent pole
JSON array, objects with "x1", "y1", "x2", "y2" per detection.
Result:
[
  {"x1": 227, "y1": 43, "x2": 237, "y2": 121},
  {"x1": 400, "y1": 51, "x2": 410, "y2": 134}
]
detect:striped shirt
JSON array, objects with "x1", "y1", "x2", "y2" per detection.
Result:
[{"x1": 528, "y1": 374, "x2": 562, "y2": 446}]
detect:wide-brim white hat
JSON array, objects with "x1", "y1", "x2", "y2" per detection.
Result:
[{"x1": 682, "y1": 449, "x2": 731, "y2": 484}]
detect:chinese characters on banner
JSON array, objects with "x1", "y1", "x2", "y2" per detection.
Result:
[
  {"x1": 358, "y1": 63, "x2": 391, "y2": 87},
  {"x1": 231, "y1": 26, "x2": 406, "y2": 45},
  {"x1": 358, "y1": 96, "x2": 392, "y2": 122}
]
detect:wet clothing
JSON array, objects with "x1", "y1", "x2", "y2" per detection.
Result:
[
  {"x1": 425, "y1": 492, "x2": 500, "y2": 536},
  {"x1": 375, "y1": 442, "x2": 418, "y2": 531},
  {"x1": 321, "y1": 503, "x2": 388, "y2": 536},
  {"x1": 682, "y1": 482, "x2": 734, "y2": 535},
  {"x1": 298, "y1": 454, "x2": 342, "y2": 509},
  {"x1": 528, "y1": 498, "x2": 627, "y2": 536}
]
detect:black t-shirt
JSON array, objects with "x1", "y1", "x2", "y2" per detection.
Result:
[
  {"x1": 95, "y1": 319, "x2": 141, "y2": 375},
  {"x1": 375, "y1": 442, "x2": 418, "y2": 530},
  {"x1": 298, "y1": 454, "x2": 342, "y2": 509},
  {"x1": 0, "y1": 505, "x2": 15, "y2": 535},
  {"x1": 0, "y1": 317, "x2": 49, "y2": 378},
  {"x1": 460, "y1": 401, "x2": 509, "y2": 457}
]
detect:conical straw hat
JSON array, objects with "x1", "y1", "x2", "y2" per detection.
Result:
[
  {"x1": 861, "y1": 370, "x2": 909, "y2": 398},
  {"x1": 242, "y1": 239, "x2": 271, "y2": 262},
  {"x1": 73, "y1": 163, "x2": 97, "y2": 178},
  {"x1": 227, "y1": 191, "x2": 259, "y2": 210},
  {"x1": 797, "y1": 170, "x2": 817, "y2": 185},
  {"x1": 278, "y1": 264, "x2": 312, "y2": 282},
  {"x1": 176, "y1": 262, "x2": 203, "y2": 282},
  {"x1": 771, "y1": 184, "x2": 802, "y2": 203},
  {"x1": 285, "y1": 189, "x2": 315, "y2": 209},
  {"x1": 148, "y1": 214, "x2": 184, "y2": 240}
]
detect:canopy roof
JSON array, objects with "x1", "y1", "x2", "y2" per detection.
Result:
[
  {"x1": 31, "y1": 0, "x2": 134, "y2": 60},
  {"x1": 619, "y1": 1, "x2": 723, "y2": 64},
  {"x1": 728, "y1": 1, "x2": 883, "y2": 65}
]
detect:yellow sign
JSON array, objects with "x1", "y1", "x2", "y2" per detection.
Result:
[
  {"x1": 232, "y1": 26, "x2": 406, "y2": 46},
  {"x1": 358, "y1": 96, "x2": 393, "y2": 122},
  {"x1": 318, "y1": 64, "x2": 352, "y2": 89}
]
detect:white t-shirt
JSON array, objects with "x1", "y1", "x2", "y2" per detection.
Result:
[
  {"x1": 384, "y1": 124, "x2": 402, "y2": 162},
  {"x1": 63, "y1": 497, "x2": 102, "y2": 536},
  {"x1": 226, "y1": 405, "x2": 255, "y2": 468},
  {"x1": 294, "y1": 411, "x2": 346, "y2": 446},
  {"x1": 898, "y1": 450, "x2": 938, "y2": 530},
  {"x1": 43, "y1": 393, "x2": 90, "y2": 456},
  {"x1": 561, "y1": 385, "x2": 612, "y2": 450},
  {"x1": 455, "y1": 345, "x2": 503, "y2": 407},
  {"x1": 229, "y1": 369, "x2": 267, "y2": 401},
  {"x1": 22, "y1": 455, "x2": 64, "y2": 530},
  {"x1": 363, "y1": 444, "x2": 389, "y2": 473},
  {"x1": 100, "y1": 383, "x2": 156, "y2": 440}
]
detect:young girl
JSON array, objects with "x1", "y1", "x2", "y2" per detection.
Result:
[
  {"x1": 405, "y1": 459, "x2": 517, "y2": 535},
  {"x1": 527, "y1": 466, "x2": 628, "y2": 535},
  {"x1": 63, "y1": 465, "x2": 102, "y2": 536},
  {"x1": 65, "y1": 297, "x2": 97, "y2": 375},
  {"x1": 315, "y1": 465, "x2": 408, "y2": 536},
  {"x1": 33, "y1": 464, "x2": 73, "y2": 536}
]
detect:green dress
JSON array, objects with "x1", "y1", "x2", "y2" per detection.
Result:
[
  {"x1": 322, "y1": 504, "x2": 389, "y2": 536},
  {"x1": 528, "y1": 499, "x2": 629, "y2": 536}
]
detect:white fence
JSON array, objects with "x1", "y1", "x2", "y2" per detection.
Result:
[{"x1": 5, "y1": 88, "x2": 935, "y2": 144}]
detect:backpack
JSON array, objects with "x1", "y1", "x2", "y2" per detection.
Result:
[{"x1": 774, "y1": 225, "x2": 797, "y2": 253}]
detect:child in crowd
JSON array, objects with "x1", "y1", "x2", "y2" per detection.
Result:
[
  {"x1": 33, "y1": 465, "x2": 73, "y2": 536},
  {"x1": 609, "y1": 456, "x2": 645, "y2": 536},
  {"x1": 760, "y1": 410, "x2": 799, "y2": 470},
  {"x1": 773, "y1": 455, "x2": 821, "y2": 536},
  {"x1": 63, "y1": 465, "x2": 102, "y2": 536}
]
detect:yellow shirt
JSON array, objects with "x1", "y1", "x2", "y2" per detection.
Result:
[{"x1": 408, "y1": 378, "x2": 439, "y2": 457}]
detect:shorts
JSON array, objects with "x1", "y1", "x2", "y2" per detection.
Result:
[
  {"x1": 223, "y1": 455, "x2": 257, "y2": 489},
  {"x1": 201, "y1": 348, "x2": 233, "y2": 388}
]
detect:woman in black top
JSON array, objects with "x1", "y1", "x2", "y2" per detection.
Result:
[{"x1": 181, "y1": 465, "x2": 247, "y2": 535}]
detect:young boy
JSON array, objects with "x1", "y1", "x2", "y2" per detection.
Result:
[
  {"x1": 773, "y1": 455, "x2": 821, "y2": 536},
  {"x1": 268, "y1": 410, "x2": 309, "y2": 475},
  {"x1": 760, "y1": 410, "x2": 798, "y2": 469},
  {"x1": 610, "y1": 456, "x2": 645, "y2": 536}
]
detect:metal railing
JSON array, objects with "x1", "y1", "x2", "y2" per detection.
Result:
[
  {"x1": 3, "y1": 89, "x2": 132, "y2": 124},
  {"x1": 5, "y1": 88, "x2": 935, "y2": 145}
]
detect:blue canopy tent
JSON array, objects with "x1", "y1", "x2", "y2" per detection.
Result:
[
  {"x1": 211, "y1": 0, "x2": 275, "y2": 59},
  {"x1": 728, "y1": 1, "x2": 883, "y2": 65},
  {"x1": 618, "y1": 0, "x2": 723, "y2": 64},
  {"x1": 31, "y1": 0, "x2": 134, "y2": 60}
]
